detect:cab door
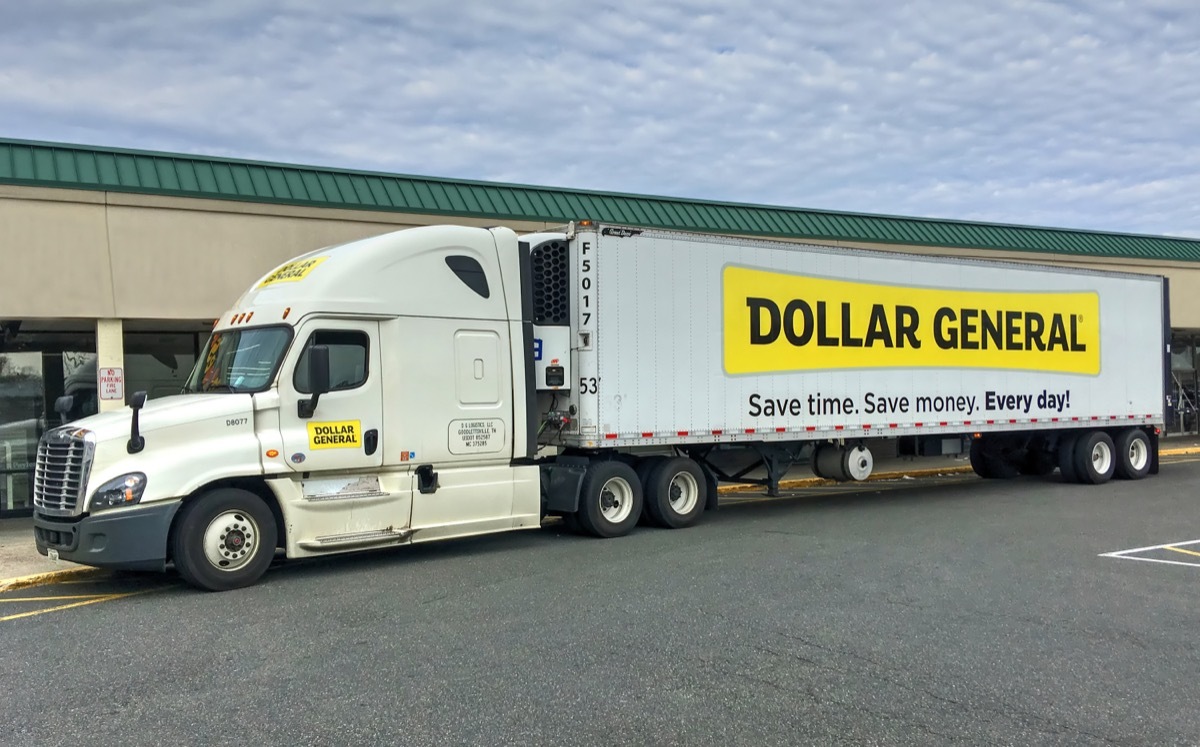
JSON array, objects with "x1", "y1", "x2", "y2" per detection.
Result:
[{"x1": 278, "y1": 319, "x2": 383, "y2": 472}]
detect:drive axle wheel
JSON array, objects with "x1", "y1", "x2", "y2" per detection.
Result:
[
  {"x1": 644, "y1": 457, "x2": 706, "y2": 529},
  {"x1": 173, "y1": 488, "x2": 277, "y2": 591},
  {"x1": 575, "y1": 460, "x2": 643, "y2": 538}
]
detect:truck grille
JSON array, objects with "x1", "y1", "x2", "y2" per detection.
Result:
[{"x1": 33, "y1": 428, "x2": 94, "y2": 517}]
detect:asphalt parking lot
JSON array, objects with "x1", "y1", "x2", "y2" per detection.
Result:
[{"x1": 3, "y1": 456, "x2": 1200, "y2": 745}]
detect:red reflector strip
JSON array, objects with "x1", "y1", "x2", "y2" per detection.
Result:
[
  {"x1": 1031, "y1": 418, "x2": 1038, "y2": 423},
  {"x1": 711, "y1": 429, "x2": 723, "y2": 436},
  {"x1": 805, "y1": 426, "x2": 816, "y2": 431},
  {"x1": 744, "y1": 428, "x2": 755, "y2": 434},
  {"x1": 1072, "y1": 417, "x2": 1080, "y2": 421},
  {"x1": 641, "y1": 432, "x2": 653, "y2": 438},
  {"x1": 1091, "y1": 416, "x2": 1099, "y2": 421},
  {"x1": 986, "y1": 420, "x2": 995, "y2": 425},
  {"x1": 1008, "y1": 419, "x2": 1017, "y2": 424},
  {"x1": 834, "y1": 425, "x2": 845, "y2": 431},
  {"x1": 888, "y1": 423, "x2": 897, "y2": 429},
  {"x1": 862, "y1": 425, "x2": 871, "y2": 430},
  {"x1": 939, "y1": 421, "x2": 948, "y2": 426},
  {"x1": 963, "y1": 420, "x2": 972, "y2": 425},
  {"x1": 775, "y1": 427, "x2": 786, "y2": 433},
  {"x1": 1128, "y1": 415, "x2": 1137, "y2": 420},
  {"x1": 915, "y1": 422, "x2": 924, "y2": 427},
  {"x1": 605, "y1": 434, "x2": 618, "y2": 440},
  {"x1": 677, "y1": 431, "x2": 689, "y2": 437}
]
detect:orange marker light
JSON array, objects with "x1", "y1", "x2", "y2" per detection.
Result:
[
  {"x1": 282, "y1": 307, "x2": 291, "y2": 320},
  {"x1": 266, "y1": 449, "x2": 279, "y2": 458},
  {"x1": 246, "y1": 312, "x2": 254, "y2": 322}
]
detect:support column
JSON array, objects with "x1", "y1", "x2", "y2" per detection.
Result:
[{"x1": 96, "y1": 318, "x2": 125, "y2": 412}]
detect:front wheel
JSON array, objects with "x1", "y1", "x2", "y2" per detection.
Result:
[
  {"x1": 172, "y1": 488, "x2": 278, "y2": 591},
  {"x1": 575, "y1": 461, "x2": 643, "y2": 538}
]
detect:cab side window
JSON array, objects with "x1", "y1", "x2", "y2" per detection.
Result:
[{"x1": 294, "y1": 330, "x2": 369, "y2": 393}]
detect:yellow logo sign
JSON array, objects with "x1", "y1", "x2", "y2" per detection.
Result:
[
  {"x1": 307, "y1": 420, "x2": 362, "y2": 449},
  {"x1": 723, "y1": 266, "x2": 1100, "y2": 375},
  {"x1": 259, "y1": 257, "x2": 328, "y2": 287}
]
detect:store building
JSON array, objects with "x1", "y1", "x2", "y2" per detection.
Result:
[{"x1": 3, "y1": 137, "x2": 1200, "y2": 517}]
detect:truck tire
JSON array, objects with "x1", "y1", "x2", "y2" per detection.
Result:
[
  {"x1": 575, "y1": 460, "x2": 643, "y2": 538},
  {"x1": 970, "y1": 437, "x2": 1018, "y2": 479},
  {"x1": 172, "y1": 488, "x2": 277, "y2": 591},
  {"x1": 643, "y1": 457, "x2": 707, "y2": 529},
  {"x1": 635, "y1": 456, "x2": 667, "y2": 525},
  {"x1": 1073, "y1": 431, "x2": 1115, "y2": 484},
  {"x1": 1057, "y1": 433, "x2": 1080, "y2": 483},
  {"x1": 1114, "y1": 429, "x2": 1151, "y2": 480}
]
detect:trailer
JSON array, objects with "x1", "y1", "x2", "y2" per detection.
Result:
[{"x1": 32, "y1": 222, "x2": 1168, "y2": 589}]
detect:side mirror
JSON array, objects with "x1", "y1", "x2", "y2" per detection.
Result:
[
  {"x1": 309, "y1": 345, "x2": 331, "y2": 396},
  {"x1": 54, "y1": 395, "x2": 75, "y2": 424},
  {"x1": 299, "y1": 345, "x2": 331, "y2": 419},
  {"x1": 127, "y1": 390, "x2": 148, "y2": 454}
]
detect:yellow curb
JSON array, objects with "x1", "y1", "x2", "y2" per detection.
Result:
[
  {"x1": 717, "y1": 464, "x2": 974, "y2": 494},
  {"x1": 0, "y1": 566, "x2": 98, "y2": 594},
  {"x1": 1161, "y1": 447, "x2": 1200, "y2": 455}
]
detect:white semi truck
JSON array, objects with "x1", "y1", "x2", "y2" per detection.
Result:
[{"x1": 33, "y1": 223, "x2": 1169, "y2": 590}]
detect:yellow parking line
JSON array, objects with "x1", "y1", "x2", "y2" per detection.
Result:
[
  {"x1": 0, "y1": 594, "x2": 113, "y2": 603},
  {"x1": 1165, "y1": 546, "x2": 1200, "y2": 559},
  {"x1": 0, "y1": 589, "x2": 160, "y2": 622}
]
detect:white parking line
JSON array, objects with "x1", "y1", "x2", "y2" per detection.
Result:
[{"x1": 1100, "y1": 538, "x2": 1200, "y2": 568}]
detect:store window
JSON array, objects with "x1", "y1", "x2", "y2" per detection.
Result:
[{"x1": 0, "y1": 353, "x2": 44, "y2": 513}]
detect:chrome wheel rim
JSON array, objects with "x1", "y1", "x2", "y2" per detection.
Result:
[
  {"x1": 599, "y1": 477, "x2": 634, "y2": 524},
  {"x1": 203, "y1": 510, "x2": 259, "y2": 571}
]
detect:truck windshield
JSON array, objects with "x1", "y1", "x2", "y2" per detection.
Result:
[{"x1": 184, "y1": 326, "x2": 293, "y2": 394}]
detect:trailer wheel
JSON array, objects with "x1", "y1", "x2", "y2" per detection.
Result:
[
  {"x1": 575, "y1": 460, "x2": 643, "y2": 538},
  {"x1": 970, "y1": 437, "x2": 1018, "y2": 479},
  {"x1": 635, "y1": 457, "x2": 667, "y2": 525},
  {"x1": 172, "y1": 488, "x2": 277, "y2": 591},
  {"x1": 1073, "y1": 431, "x2": 1115, "y2": 484},
  {"x1": 1114, "y1": 429, "x2": 1151, "y2": 480},
  {"x1": 1057, "y1": 433, "x2": 1080, "y2": 483},
  {"x1": 644, "y1": 457, "x2": 706, "y2": 528}
]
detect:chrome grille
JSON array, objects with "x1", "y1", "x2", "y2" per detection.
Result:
[{"x1": 33, "y1": 428, "x2": 93, "y2": 517}]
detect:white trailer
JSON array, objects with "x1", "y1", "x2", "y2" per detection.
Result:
[{"x1": 33, "y1": 223, "x2": 1169, "y2": 589}]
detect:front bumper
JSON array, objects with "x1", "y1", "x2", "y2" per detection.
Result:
[{"x1": 34, "y1": 500, "x2": 182, "y2": 572}]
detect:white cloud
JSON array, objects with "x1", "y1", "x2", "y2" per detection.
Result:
[{"x1": 1, "y1": 0, "x2": 1199, "y2": 236}]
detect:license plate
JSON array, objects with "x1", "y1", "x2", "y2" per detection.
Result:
[{"x1": 46, "y1": 548, "x2": 59, "y2": 562}]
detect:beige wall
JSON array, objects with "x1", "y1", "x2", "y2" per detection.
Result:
[
  {"x1": 0, "y1": 184, "x2": 1196, "y2": 326},
  {"x1": 0, "y1": 185, "x2": 555, "y2": 320}
]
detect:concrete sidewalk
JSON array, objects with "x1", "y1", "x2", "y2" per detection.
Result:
[{"x1": 4, "y1": 434, "x2": 1200, "y2": 590}]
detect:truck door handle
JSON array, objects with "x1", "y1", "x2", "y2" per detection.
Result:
[{"x1": 364, "y1": 429, "x2": 379, "y2": 456}]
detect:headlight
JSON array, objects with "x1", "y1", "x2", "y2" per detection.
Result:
[{"x1": 90, "y1": 473, "x2": 148, "y2": 512}]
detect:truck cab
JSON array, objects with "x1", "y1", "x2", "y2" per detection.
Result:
[{"x1": 33, "y1": 225, "x2": 544, "y2": 590}]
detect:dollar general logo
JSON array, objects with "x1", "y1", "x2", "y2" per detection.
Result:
[
  {"x1": 307, "y1": 420, "x2": 362, "y2": 449},
  {"x1": 259, "y1": 257, "x2": 328, "y2": 287},
  {"x1": 723, "y1": 266, "x2": 1099, "y2": 375}
]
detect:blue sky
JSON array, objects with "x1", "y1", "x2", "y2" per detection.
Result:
[{"x1": 1, "y1": 0, "x2": 1199, "y2": 237}]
